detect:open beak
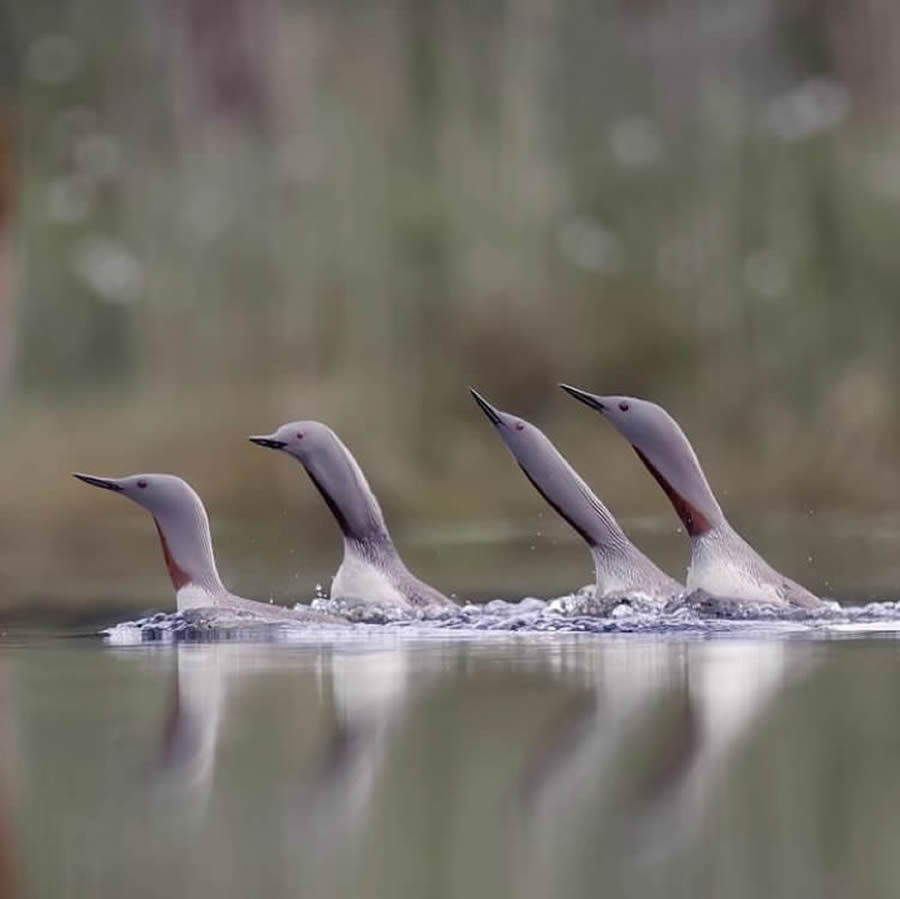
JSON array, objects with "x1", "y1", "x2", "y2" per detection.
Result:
[
  {"x1": 469, "y1": 388, "x2": 505, "y2": 427},
  {"x1": 73, "y1": 473, "x2": 124, "y2": 492},
  {"x1": 248, "y1": 435, "x2": 287, "y2": 450},
  {"x1": 559, "y1": 384, "x2": 607, "y2": 413}
]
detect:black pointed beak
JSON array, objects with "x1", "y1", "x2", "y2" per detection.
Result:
[
  {"x1": 73, "y1": 473, "x2": 124, "y2": 492},
  {"x1": 559, "y1": 384, "x2": 607, "y2": 413},
  {"x1": 248, "y1": 435, "x2": 287, "y2": 450},
  {"x1": 469, "y1": 388, "x2": 505, "y2": 427}
]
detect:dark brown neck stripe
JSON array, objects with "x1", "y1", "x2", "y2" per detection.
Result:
[
  {"x1": 633, "y1": 449, "x2": 712, "y2": 537},
  {"x1": 154, "y1": 519, "x2": 192, "y2": 590}
]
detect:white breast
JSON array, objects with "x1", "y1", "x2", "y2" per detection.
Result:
[
  {"x1": 331, "y1": 546, "x2": 409, "y2": 607},
  {"x1": 687, "y1": 554, "x2": 783, "y2": 604},
  {"x1": 176, "y1": 584, "x2": 218, "y2": 611}
]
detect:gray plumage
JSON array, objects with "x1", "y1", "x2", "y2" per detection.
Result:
[
  {"x1": 471, "y1": 389, "x2": 681, "y2": 607},
  {"x1": 250, "y1": 422, "x2": 456, "y2": 612},
  {"x1": 560, "y1": 387, "x2": 824, "y2": 609},
  {"x1": 74, "y1": 472, "x2": 341, "y2": 624}
]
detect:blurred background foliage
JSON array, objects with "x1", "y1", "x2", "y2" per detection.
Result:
[{"x1": 4, "y1": 0, "x2": 900, "y2": 615}]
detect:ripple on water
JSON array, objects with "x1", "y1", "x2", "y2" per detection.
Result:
[{"x1": 101, "y1": 591, "x2": 900, "y2": 644}]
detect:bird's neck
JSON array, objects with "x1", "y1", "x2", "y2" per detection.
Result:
[
  {"x1": 153, "y1": 507, "x2": 226, "y2": 605},
  {"x1": 632, "y1": 445, "x2": 726, "y2": 538},
  {"x1": 303, "y1": 442, "x2": 395, "y2": 548},
  {"x1": 515, "y1": 443, "x2": 630, "y2": 555}
]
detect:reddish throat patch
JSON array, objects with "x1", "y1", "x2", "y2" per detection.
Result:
[
  {"x1": 634, "y1": 449, "x2": 712, "y2": 537},
  {"x1": 154, "y1": 519, "x2": 192, "y2": 590}
]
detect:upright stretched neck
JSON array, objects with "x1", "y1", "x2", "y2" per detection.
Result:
[
  {"x1": 301, "y1": 433, "x2": 396, "y2": 552},
  {"x1": 631, "y1": 442, "x2": 725, "y2": 538},
  {"x1": 516, "y1": 434, "x2": 631, "y2": 557},
  {"x1": 153, "y1": 498, "x2": 226, "y2": 599}
]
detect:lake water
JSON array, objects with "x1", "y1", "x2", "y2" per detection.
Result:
[{"x1": 4, "y1": 628, "x2": 900, "y2": 898}]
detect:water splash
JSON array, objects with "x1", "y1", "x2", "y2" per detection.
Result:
[{"x1": 102, "y1": 590, "x2": 900, "y2": 644}]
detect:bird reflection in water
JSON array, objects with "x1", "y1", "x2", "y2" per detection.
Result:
[
  {"x1": 514, "y1": 640, "x2": 806, "y2": 889},
  {"x1": 0, "y1": 661, "x2": 18, "y2": 898},
  {"x1": 150, "y1": 641, "x2": 433, "y2": 848}
]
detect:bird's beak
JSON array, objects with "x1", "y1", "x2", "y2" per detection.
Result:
[
  {"x1": 73, "y1": 473, "x2": 124, "y2": 492},
  {"x1": 559, "y1": 384, "x2": 607, "y2": 413},
  {"x1": 469, "y1": 388, "x2": 505, "y2": 427},
  {"x1": 248, "y1": 435, "x2": 287, "y2": 450}
]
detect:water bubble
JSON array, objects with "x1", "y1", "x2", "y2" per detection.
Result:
[{"x1": 27, "y1": 35, "x2": 82, "y2": 85}]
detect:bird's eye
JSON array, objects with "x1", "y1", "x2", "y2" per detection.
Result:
[
  {"x1": 514, "y1": 422, "x2": 525, "y2": 431},
  {"x1": 137, "y1": 479, "x2": 148, "y2": 489},
  {"x1": 618, "y1": 402, "x2": 630, "y2": 412},
  {"x1": 296, "y1": 433, "x2": 304, "y2": 440}
]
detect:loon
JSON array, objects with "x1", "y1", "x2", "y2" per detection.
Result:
[
  {"x1": 471, "y1": 389, "x2": 681, "y2": 608},
  {"x1": 73, "y1": 473, "x2": 341, "y2": 623},
  {"x1": 249, "y1": 422, "x2": 456, "y2": 612},
  {"x1": 560, "y1": 387, "x2": 825, "y2": 609}
]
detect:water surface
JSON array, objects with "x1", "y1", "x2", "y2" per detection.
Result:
[{"x1": 3, "y1": 630, "x2": 900, "y2": 898}]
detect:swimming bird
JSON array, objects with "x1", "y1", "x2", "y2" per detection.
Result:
[
  {"x1": 471, "y1": 389, "x2": 681, "y2": 608},
  {"x1": 559, "y1": 387, "x2": 825, "y2": 609},
  {"x1": 73, "y1": 473, "x2": 340, "y2": 623},
  {"x1": 249, "y1": 422, "x2": 456, "y2": 612}
]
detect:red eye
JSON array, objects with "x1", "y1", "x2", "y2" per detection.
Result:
[
  {"x1": 618, "y1": 402, "x2": 630, "y2": 412},
  {"x1": 137, "y1": 479, "x2": 148, "y2": 489},
  {"x1": 296, "y1": 433, "x2": 304, "y2": 440},
  {"x1": 514, "y1": 422, "x2": 525, "y2": 431}
]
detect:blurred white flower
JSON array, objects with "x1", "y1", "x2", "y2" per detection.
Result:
[
  {"x1": 744, "y1": 249, "x2": 791, "y2": 299},
  {"x1": 609, "y1": 117, "x2": 664, "y2": 169},
  {"x1": 862, "y1": 151, "x2": 900, "y2": 202},
  {"x1": 45, "y1": 175, "x2": 95, "y2": 224},
  {"x1": 27, "y1": 35, "x2": 82, "y2": 85},
  {"x1": 279, "y1": 132, "x2": 328, "y2": 185},
  {"x1": 70, "y1": 237, "x2": 143, "y2": 303},
  {"x1": 75, "y1": 134, "x2": 123, "y2": 181},
  {"x1": 182, "y1": 187, "x2": 234, "y2": 243},
  {"x1": 52, "y1": 107, "x2": 97, "y2": 148},
  {"x1": 766, "y1": 79, "x2": 850, "y2": 143},
  {"x1": 557, "y1": 217, "x2": 624, "y2": 273},
  {"x1": 656, "y1": 237, "x2": 703, "y2": 287}
]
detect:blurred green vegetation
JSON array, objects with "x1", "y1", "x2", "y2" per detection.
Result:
[{"x1": 4, "y1": 0, "x2": 900, "y2": 612}]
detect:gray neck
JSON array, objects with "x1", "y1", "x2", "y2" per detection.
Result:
[
  {"x1": 632, "y1": 433, "x2": 726, "y2": 538},
  {"x1": 589, "y1": 543, "x2": 680, "y2": 598},
  {"x1": 301, "y1": 437, "x2": 397, "y2": 551},
  {"x1": 513, "y1": 433, "x2": 631, "y2": 557},
  {"x1": 153, "y1": 501, "x2": 227, "y2": 597}
]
